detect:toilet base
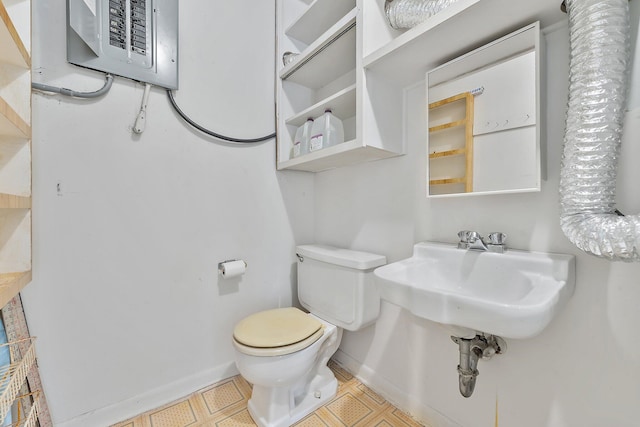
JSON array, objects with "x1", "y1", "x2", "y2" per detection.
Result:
[{"x1": 247, "y1": 368, "x2": 338, "y2": 427}]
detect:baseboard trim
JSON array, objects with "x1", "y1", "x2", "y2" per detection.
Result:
[
  {"x1": 333, "y1": 349, "x2": 462, "y2": 427},
  {"x1": 56, "y1": 362, "x2": 239, "y2": 427}
]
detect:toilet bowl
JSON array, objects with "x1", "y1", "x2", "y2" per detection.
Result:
[
  {"x1": 233, "y1": 308, "x2": 342, "y2": 427},
  {"x1": 232, "y1": 245, "x2": 386, "y2": 427}
]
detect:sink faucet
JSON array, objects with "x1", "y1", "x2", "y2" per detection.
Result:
[
  {"x1": 458, "y1": 231, "x2": 507, "y2": 253},
  {"x1": 467, "y1": 231, "x2": 489, "y2": 251}
]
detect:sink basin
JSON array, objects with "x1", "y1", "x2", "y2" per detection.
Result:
[{"x1": 374, "y1": 242, "x2": 575, "y2": 339}]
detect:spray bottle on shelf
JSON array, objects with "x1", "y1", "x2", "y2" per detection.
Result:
[
  {"x1": 291, "y1": 118, "x2": 314, "y2": 158},
  {"x1": 309, "y1": 109, "x2": 344, "y2": 152}
]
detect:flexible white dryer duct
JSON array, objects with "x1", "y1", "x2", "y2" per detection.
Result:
[
  {"x1": 384, "y1": 0, "x2": 458, "y2": 29},
  {"x1": 560, "y1": 0, "x2": 640, "y2": 261}
]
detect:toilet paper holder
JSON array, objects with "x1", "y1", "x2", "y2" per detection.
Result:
[{"x1": 218, "y1": 259, "x2": 248, "y2": 276}]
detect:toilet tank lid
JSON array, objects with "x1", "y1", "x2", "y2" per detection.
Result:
[{"x1": 296, "y1": 245, "x2": 386, "y2": 270}]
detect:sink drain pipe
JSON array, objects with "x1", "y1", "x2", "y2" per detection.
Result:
[
  {"x1": 560, "y1": 0, "x2": 640, "y2": 261},
  {"x1": 453, "y1": 337, "x2": 481, "y2": 398},
  {"x1": 451, "y1": 334, "x2": 506, "y2": 398}
]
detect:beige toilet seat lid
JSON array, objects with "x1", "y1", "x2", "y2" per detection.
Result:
[
  {"x1": 233, "y1": 307, "x2": 323, "y2": 348},
  {"x1": 233, "y1": 328, "x2": 324, "y2": 357}
]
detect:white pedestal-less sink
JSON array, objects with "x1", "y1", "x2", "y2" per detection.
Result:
[{"x1": 374, "y1": 242, "x2": 576, "y2": 339}]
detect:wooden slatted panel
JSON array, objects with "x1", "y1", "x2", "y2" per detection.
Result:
[
  {"x1": 0, "y1": 96, "x2": 31, "y2": 139},
  {"x1": 428, "y1": 148, "x2": 466, "y2": 159},
  {"x1": 428, "y1": 92, "x2": 474, "y2": 193},
  {"x1": 0, "y1": 3, "x2": 30, "y2": 68},
  {"x1": 429, "y1": 177, "x2": 466, "y2": 185},
  {"x1": 428, "y1": 119, "x2": 466, "y2": 133},
  {"x1": 0, "y1": 195, "x2": 30, "y2": 209}
]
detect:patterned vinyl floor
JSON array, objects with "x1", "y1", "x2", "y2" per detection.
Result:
[{"x1": 112, "y1": 360, "x2": 427, "y2": 427}]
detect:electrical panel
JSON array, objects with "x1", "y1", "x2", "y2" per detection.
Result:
[{"x1": 67, "y1": 0, "x2": 178, "y2": 89}]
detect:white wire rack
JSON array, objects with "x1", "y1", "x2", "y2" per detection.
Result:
[
  {"x1": 0, "y1": 338, "x2": 36, "y2": 424},
  {"x1": 4, "y1": 392, "x2": 40, "y2": 427}
]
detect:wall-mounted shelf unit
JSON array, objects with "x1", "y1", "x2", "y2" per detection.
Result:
[
  {"x1": 285, "y1": 84, "x2": 356, "y2": 128},
  {"x1": 362, "y1": 0, "x2": 561, "y2": 86},
  {"x1": 0, "y1": 4, "x2": 30, "y2": 68},
  {"x1": 280, "y1": 9, "x2": 357, "y2": 88},
  {"x1": 428, "y1": 92, "x2": 474, "y2": 194},
  {"x1": 276, "y1": 0, "x2": 562, "y2": 173},
  {"x1": 0, "y1": 0, "x2": 32, "y2": 307},
  {"x1": 0, "y1": 97, "x2": 30, "y2": 139},
  {"x1": 0, "y1": 271, "x2": 31, "y2": 310},
  {"x1": 276, "y1": 0, "x2": 405, "y2": 172},
  {"x1": 285, "y1": 0, "x2": 356, "y2": 45}
]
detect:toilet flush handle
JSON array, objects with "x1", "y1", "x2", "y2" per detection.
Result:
[{"x1": 296, "y1": 254, "x2": 304, "y2": 262}]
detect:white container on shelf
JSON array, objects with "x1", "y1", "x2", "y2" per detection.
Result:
[
  {"x1": 292, "y1": 118, "x2": 314, "y2": 158},
  {"x1": 309, "y1": 109, "x2": 344, "y2": 152}
]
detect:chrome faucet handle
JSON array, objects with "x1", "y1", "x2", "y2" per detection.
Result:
[
  {"x1": 457, "y1": 230, "x2": 474, "y2": 249},
  {"x1": 466, "y1": 231, "x2": 482, "y2": 243},
  {"x1": 458, "y1": 230, "x2": 472, "y2": 243},
  {"x1": 487, "y1": 232, "x2": 507, "y2": 245},
  {"x1": 486, "y1": 232, "x2": 507, "y2": 253}
]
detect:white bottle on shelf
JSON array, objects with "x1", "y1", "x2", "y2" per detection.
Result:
[
  {"x1": 291, "y1": 118, "x2": 314, "y2": 158},
  {"x1": 309, "y1": 109, "x2": 344, "y2": 152}
]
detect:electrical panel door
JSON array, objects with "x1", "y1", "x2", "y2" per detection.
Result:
[{"x1": 67, "y1": 0, "x2": 178, "y2": 89}]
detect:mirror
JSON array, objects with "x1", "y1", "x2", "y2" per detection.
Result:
[{"x1": 426, "y1": 22, "x2": 542, "y2": 197}]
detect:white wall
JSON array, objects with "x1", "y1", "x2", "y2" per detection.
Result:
[
  {"x1": 21, "y1": 3, "x2": 640, "y2": 427},
  {"x1": 22, "y1": 1, "x2": 315, "y2": 426},
  {"x1": 319, "y1": 23, "x2": 640, "y2": 427}
]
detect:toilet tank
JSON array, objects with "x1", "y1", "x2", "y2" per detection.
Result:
[{"x1": 296, "y1": 245, "x2": 386, "y2": 331}]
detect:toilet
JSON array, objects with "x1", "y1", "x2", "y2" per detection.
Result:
[{"x1": 232, "y1": 244, "x2": 386, "y2": 427}]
